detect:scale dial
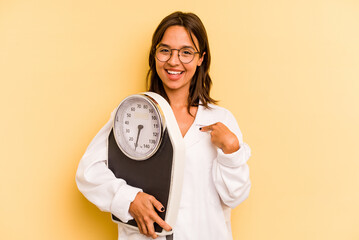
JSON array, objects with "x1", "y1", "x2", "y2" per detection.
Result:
[{"x1": 113, "y1": 94, "x2": 164, "y2": 160}]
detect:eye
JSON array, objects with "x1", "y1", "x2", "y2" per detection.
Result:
[
  {"x1": 158, "y1": 47, "x2": 171, "y2": 54},
  {"x1": 181, "y1": 48, "x2": 194, "y2": 56}
]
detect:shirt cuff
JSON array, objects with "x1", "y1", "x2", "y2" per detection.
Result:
[
  {"x1": 217, "y1": 142, "x2": 251, "y2": 168},
  {"x1": 110, "y1": 184, "x2": 143, "y2": 223}
]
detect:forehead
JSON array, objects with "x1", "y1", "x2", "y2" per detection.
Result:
[{"x1": 160, "y1": 25, "x2": 199, "y2": 49}]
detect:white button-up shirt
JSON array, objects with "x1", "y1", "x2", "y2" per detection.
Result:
[{"x1": 76, "y1": 103, "x2": 251, "y2": 240}]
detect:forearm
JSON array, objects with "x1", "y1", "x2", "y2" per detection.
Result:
[{"x1": 212, "y1": 143, "x2": 251, "y2": 208}]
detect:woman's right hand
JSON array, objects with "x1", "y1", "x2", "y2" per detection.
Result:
[{"x1": 129, "y1": 192, "x2": 172, "y2": 239}]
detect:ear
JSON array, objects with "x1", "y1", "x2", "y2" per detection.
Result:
[{"x1": 197, "y1": 52, "x2": 206, "y2": 66}]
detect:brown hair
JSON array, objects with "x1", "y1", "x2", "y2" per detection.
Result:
[{"x1": 146, "y1": 11, "x2": 217, "y2": 111}]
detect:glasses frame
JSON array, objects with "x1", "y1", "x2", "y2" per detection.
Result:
[{"x1": 155, "y1": 46, "x2": 201, "y2": 64}]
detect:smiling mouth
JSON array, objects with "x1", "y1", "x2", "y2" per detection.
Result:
[{"x1": 166, "y1": 70, "x2": 184, "y2": 75}]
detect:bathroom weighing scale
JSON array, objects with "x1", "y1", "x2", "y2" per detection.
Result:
[{"x1": 107, "y1": 92, "x2": 185, "y2": 236}]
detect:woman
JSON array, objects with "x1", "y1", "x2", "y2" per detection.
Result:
[{"x1": 76, "y1": 11, "x2": 251, "y2": 240}]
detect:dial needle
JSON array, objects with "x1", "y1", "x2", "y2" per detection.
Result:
[{"x1": 134, "y1": 125, "x2": 143, "y2": 150}]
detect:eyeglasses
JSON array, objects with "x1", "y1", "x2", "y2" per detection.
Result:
[{"x1": 155, "y1": 46, "x2": 200, "y2": 64}]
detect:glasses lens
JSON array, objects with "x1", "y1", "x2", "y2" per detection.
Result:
[
  {"x1": 179, "y1": 48, "x2": 195, "y2": 63},
  {"x1": 156, "y1": 47, "x2": 171, "y2": 62}
]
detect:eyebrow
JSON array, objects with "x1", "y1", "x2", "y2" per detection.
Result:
[{"x1": 157, "y1": 43, "x2": 196, "y2": 50}]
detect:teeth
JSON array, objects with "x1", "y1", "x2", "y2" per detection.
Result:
[{"x1": 167, "y1": 70, "x2": 182, "y2": 75}]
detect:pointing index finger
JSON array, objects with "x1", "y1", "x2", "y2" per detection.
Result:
[{"x1": 199, "y1": 124, "x2": 214, "y2": 132}]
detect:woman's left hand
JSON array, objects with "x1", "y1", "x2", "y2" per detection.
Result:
[{"x1": 200, "y1": 122, "x2": 240, "y2": 154}]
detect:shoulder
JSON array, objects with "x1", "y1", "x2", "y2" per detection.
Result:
[
  {"x1": 207, "y1": 103, "x2": 232, "y2": 116},
  {"x1": 199, "y1": 103, "x2": 235, "y2": 124}
]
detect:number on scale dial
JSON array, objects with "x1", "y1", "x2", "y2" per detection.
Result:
[{"x1": 113, "y1": 95, "x2": 164, "y2": 160}]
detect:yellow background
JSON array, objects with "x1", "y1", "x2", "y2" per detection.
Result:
[{"x1": 1, "y1": 0, "x2": 358, "y2": 239}]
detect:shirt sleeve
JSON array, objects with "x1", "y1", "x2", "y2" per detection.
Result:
[
  {"x1": 212, "y1": 109, "x2": 251, "y2": 209},
  {"x1": 75, "y1": 110, "x2": 142, "y2": 222}
]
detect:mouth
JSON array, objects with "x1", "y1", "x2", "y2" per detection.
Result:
[{"x1": 166, "y1": 70, "x2": 184, "y2": 75}]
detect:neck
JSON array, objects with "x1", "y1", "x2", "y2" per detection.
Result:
[{"x1": 164, "y1": 87, "x2": 189, "y2": 109}]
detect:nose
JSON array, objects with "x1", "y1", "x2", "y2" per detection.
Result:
[{"x1": 167, "y1": 50, "x2": 181, "y2": 66}]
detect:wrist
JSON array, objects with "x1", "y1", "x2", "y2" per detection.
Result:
[{"x1": 222, "y1": 138, "x2": 240, "y2": 154}]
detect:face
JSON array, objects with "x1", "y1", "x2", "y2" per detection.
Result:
[{"x1": 155, "y1": 25, "x2": 205, "y2": 94}]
